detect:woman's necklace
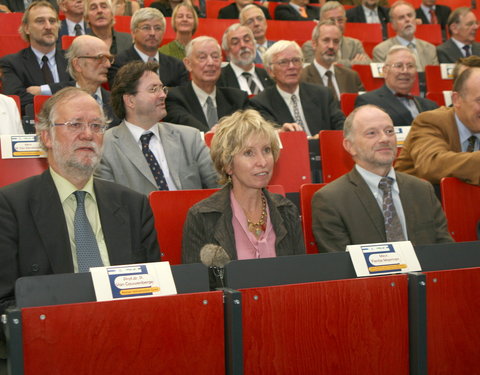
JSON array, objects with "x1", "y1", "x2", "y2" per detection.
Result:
[{"x1": 247, "y1": 195, "x2": 267, "y2": 237}]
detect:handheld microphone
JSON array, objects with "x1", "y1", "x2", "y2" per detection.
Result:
[{"x1": 199, "y1": 244, "x2": 231, "y2": 289}]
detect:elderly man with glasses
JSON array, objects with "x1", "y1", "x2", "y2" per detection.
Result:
[
  {"x1": 250, "y1": 40, "x2": 345, "y2": 138},
  {"x1": 355, "y1": 45, "x2": 437, "y2": 126}
]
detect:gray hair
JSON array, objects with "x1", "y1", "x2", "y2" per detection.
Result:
[
  {"x1": 221, "y1": 23, "x2": 254, "y2": 51},
  {"x1": 385, "y1": 45, "x2": 414, "y2": 64},
  {"x1": 239, "y1": 4, "x2": 265, "y2": 24},
  {"x1": 19, "y1": 1, "x2": 59, "y2": 43},
  {"x1": 185, "y1": 36, "x2": 220, "y2": 58},
  {"x1": 319, "y1": 1, "x2": 345, "y2": 19},
  {"x1": 84, "y1": 0, "x2": 115, "y2": 26},
  {"x1": 311, "y1": 19, "x2": 340, "y2": 42},
  {"x1": 263, "y1": 40, "x2": 302, "y2": 69},
  {"x1": 131, "y1": 7, "x2": 166, "y2": 32}
]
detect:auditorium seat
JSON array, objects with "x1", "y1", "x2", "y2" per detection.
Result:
[
  {"x1": 343, "y1": 23, "x2": 383, "y2": 57},
  {"x1": 206, "y1": 0, "x2": 234, "y2": 18},
  {"x1": 319, "y1": 130, "x2": 354, "y2": 183},
  {"x1": 266, "y1": 20, "x2": 316, "y2": 46},
  {"x1": 441, "y1": 177, "x2": 480, "y2": 242},
  {"x1": 424, "y1": 65, "x2": 453, "y2": 93},
  {"x1": 425, "y1": 91, "x2": 446, "y2": 107},
  {"x1": 62, "y1": 35, "x2": 76, "y2": 50},
  {"x1": 299, "y1": 183, "x2": 326, "y2": 254},
  {"x1": 0, "y1": 34, "x2": 29, "y2": 57},
  {"x1": 34, "y1": 95, "x2": 51, "y2": 122},
  {"x1": 195, "y1": 18, "x2": 237, "y2": 44},
  {"x1": 351, "y1": 64, "x2": 384, "y2": 91},
  {"x1": 0, "y1": 12, "x2": 23, "y2": 34},
  {"x1": 114, "y1": 15, "x2": 132, "y2": 33},
  {"x1": 340, "y1": 92, "x2": 358, "y2": 116}
]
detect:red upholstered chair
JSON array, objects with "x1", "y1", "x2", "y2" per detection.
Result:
[
  {"x1": 114, "y1": 15, "x2": 131, "y2": 32},
  {"x1": 205, "y1": 0, "x2": 233, "y2": 18},
  {"x1": 387, "y1": 24, "x2": 442, "y2": 46},
  {"x1": 194, "y1": 18, "x2": 237, "y2": 44},
  {"x1": 0, "y1": 13, "x2": 23, "y2": 34},
  {"x1": 426, "y1": 91, "x2": 446, "y2": 107},
  {"x1": 351, "y1": 64, "x2": 384, "y2": 91},
  {"x1": 0, "y1": 34, "x2": 29, "y2": 57},
  {"x1": 340, "y1": 93, "x2": 358, "y2": 116},
  {"x1": 266, "y1": 20, "x2": 316, "y2": 45},
  {"x1": 424, "y1": 65, "x2": 453, "y2": 93},
  {"x1": 440, "y1": 177, "x2": 480, "y2": 242},
  {"x1": 343, "y1": 23, "x2": 383, "y2": 57},
  {"x1": 62, "y1": 35, "x2": 76, "y2": 50},
  {"x1": 299, "y1": 183, "x2": 326, "y2": 254},
  {"x1": 319, "y1": 130, "x2": 354, "y2": 183},
  {"x1": 34, "y1": 95, "x2": 51, "y2": 122}
]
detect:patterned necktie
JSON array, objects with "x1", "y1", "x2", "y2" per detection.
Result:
[
  {"x1": 205, "y1": 96, "x2": 218, "y2": 128},
  {"x1": 467, "y1": 135, "x2": 477, "y2": 152},
  {"x1": 74, "y1": 191, "x2": 103, "y2": 272},
  {"x1": 74, "y1": 23, "x2": 82, "y2": 36},
  {"x1": 325, "y1": 70, "x2": 338, "y2": 102},
  {"x1": 298, "y1": 6, "x2": 307, "y2": 18},
  {"x1": 291, "y1": 94, "x2": 304, "y2": 128},
  {"x1": 429, "y1": 9, "x2": 438, "y2": 24},
  {"x1": 242, "y1": 72, "x2": 260, "y2": 95},
  {"x1": 463, "y1": 45, "x2": 471, "y2": 57},
  {"x1": 41, "y1": 55, "x2": 54, "y2": 84},
  {"x1": 140, "y1": 132, "x2": 169, "y2": 190},
  {"x1": 378, "y1": 177, "x2": 405, "y2": 242}
]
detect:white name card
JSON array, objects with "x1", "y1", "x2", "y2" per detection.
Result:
[
  {"x1": 440, "y1": 63, "x2": 455, "y2": 80},
  {"x1": 370, "y1": 63, "x2": 385, "y2": 78},
  {"x1": 1, "y1": 134, "x2": 46, "y2": 159}
]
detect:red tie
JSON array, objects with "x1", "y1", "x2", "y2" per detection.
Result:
[{"x1": 429, "y1": 9, "x2": 438, "y2": 24}]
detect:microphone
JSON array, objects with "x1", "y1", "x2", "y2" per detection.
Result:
[{"x1": 200, "y1": 244, "x2": 231, "y2": 289}]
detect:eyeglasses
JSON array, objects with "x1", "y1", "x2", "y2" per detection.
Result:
[
  {"x1": 388, "y1": 62, "x2": 416, "y2": 71},
  {"x1": 53, "y1": 120, "x2": 108, "y2": 134},
  {"x1": 271, "y1": 57, "x2": 304, "y2": 68},
  {"x1": 137, "y1": 25, "x2": 164, "y2": 32},
  {"x1": 146, "y1": 85, "x2": 168, "y2": 95},
  {"x1": 77, "y1": 54, "x2": 114, "y2": 64}
]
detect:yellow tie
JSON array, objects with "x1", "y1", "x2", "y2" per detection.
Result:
[{"x1": 299, "y1": 7, "x2": 307, "y2": 18}]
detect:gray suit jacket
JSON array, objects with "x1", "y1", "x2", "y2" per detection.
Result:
[
  {"x1": 436, "y1": 39, "x2": 480, "y2": 64},
  {"x1": 300, "y1": 63, "x2": 365, "y2": 94},
  {"x1": 312, "y1": 168, "x2": 453, "y2": 253},
  {"x1": 373, "y1": 37, "x2": 438, "y2": 71},
  {"x1": 95, "y1": 121, "x2": 218, "y2": 195}
]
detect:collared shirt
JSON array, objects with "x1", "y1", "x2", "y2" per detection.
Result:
[
  {"x1": 66, "y1": 18, "x2": 86, "y2": 36},
  {"x1": 355, "y1": 164, "x2": 408, "y2": 240},
  {"x1": 454, "y1": 113, "x2": 480, "y2": 152},
  {"x1": 31, "y1": 47, "x2": 59, "y2": 95},
  {"x1": 386, "y1": 85, "x2": 419, "y2": 121},
  {"x1": 313, "y1": 59, "x2": 340, "y2": 99},
  {"x1": 230, "y1": 190, "x2": 276, "y2": 260},
  {"x1": 191, "y1": 80, "x2": 217, "y2": 122},
  {"x1": 50, "y1": 167, "x2": 109, "y2": 272},
  {"x1": 362, "y1": 5, "x2": 380, "y2": 23},
  {"x1": 451, "y1": 37, "x2": 471, "y2": 57},
  {"x1": 125, "y1": 121, "x2": 177, "y2": 190},
  {"x1": 134, "y1": 45, "x2": 160, "y2": 64},
  {"x1": 396, "y1": 35, "x2": 417, "y2": 49},
  {"x1": 276, "y1": 85, "x2": 311, "y2": 136},
  {"x1": 229, "y1": 62, "x2": 264, "y2": 95},
  {"x1": 289, "y1": 2, "x2": 305, "y2": 16},
  {"x1": 420, "y1": 4, "x2": 436, "y2": 23}
]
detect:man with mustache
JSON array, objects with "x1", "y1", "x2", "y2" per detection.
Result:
[
  {"x1": 217, "y1": 23, "x2": 273, "y2": 95},
  {"x1": 108, "y1": 7, "x2": 189, "y2": 89},
  {"x1": 300, "y1": 20, "x2": 364, "y2": 101},
  {"x1": 356, "y1": 46, "x2": 437, "y2": 126},
  {"x1": 373, "y1": 0, "x2": 438, "y2": 72},
  {"x1": 0, "y1": 1, "x2": 73, "y2": 114},
  {"x1": 0, "y1": 86, "x2": 160, "y2": 321},
  {"x1": 311, "y1": 104, "x2": 452, "y2": 253},
  {"x1": 66, "y1": 35, "x2": 120, "y2": 126}
]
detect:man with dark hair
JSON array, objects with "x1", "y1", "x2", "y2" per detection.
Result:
[
  {"x1": 218, "y1": 0, "x2": 270, "y2": 20},
  {"x1": 312, "y1": 104, "x2": 452, "y2": 253},
  {"x1": 415, "y1": 0, "x2": 450, "y2": 38},
  {"x1": 436, "y1": 7, "x2": 480, "y2": 64},
  {"x1": 0, "y1": 1, "x2": 73, "y2": 113},
  {"x1": 346, "y1": 0, "x2": 389, "y2": 39},
  {"x1": 396, "y1": 67, "x2": 480, "y2": 185},
  {"x1": 96, "y1": 61, "x2": 217, "y2": 195}
]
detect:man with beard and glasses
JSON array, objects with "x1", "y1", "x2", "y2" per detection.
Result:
[
  {"x1": 0, "y1": 87, "x2": 160, "y2": 320},
  {"x1": 373, "y1": 0, "x2": 438, "y2": 72},
  {"x1": 300, "y1": 21, "x2": 364, "y2": 101},
  {"x1": 217, "y1": 23, "x2": 273, "y2": 95},
  {"x1": 311, "y1": 104, "x2": 452, "y2": 253},
  {"x1": 0, "y1": 1, "x2": 73, "y2": 114},
  {"x1": 356, "y1": 46, "x2": 437, "y2": 126}
]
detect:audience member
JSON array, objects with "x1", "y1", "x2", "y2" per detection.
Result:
[
  {"x1": 85, "y1": 0, "x2": 132, "y2": 55},
  {"x1": 373, "y1": 0, "x2": 438, "y2": 72},
  {"x1": 0, "y1": 68, "x2": 23, "y2": 134},
  {"x1": 96, "y1": 61, "x2": 217, "y2": 194},
  {"x1": 113, "y1": 0, "x2": 139, "y2": 16},
  {"x1": 218, "y1": 24, "x2": 274, "y2": 95},
  {"x1": 274, "y1": 0, "x2": 319, "y2": 21},
  {"x1": 218, "y1": 0, "x2": 270, "y2": 20},
  {"x1": 158, "y1": 2, "x2": 198, "y2": 61},
  {"x1": 437, "y1": 7, "x2": 480, "y2": 64},
  {"x1": 108, "y1": 7, "x2": 189, "y2": 88},
  {"x1": 346, "y1": 0, "x2": 389, "y2": 40},
  {"x1": 250, "y1": 40, "x2": 345, "y2": 137},
  {"x1": 150, "y1": 0, "x2": 200, "y2": 18},
  {"x1": 165, "y1": 36, "x2": 249, "y2": 132},
  {"x1": 0, "y1": 0, "x2": 58, "y2": 12},
  {"x1": 415, "y1": 0, "x2": 450, "y2": 38},
  {"x1": 452, "y1": 55, "x2": 480, "y2": 82},
  {"x1": 65, "y1": 35, "x2": 120, "y2": 126},
  {"x1": 58, "y1": 0, "x2": 91, "y2": 38},
  {"x1": 0, "y1": 86, "x2": 160, "y2": 317},
  {"x1": 300, "y1": 21, "x2": 364, "y2": 100},
  {"x1": 239, "y1": 4, "x2": 275, "y2": 64},
  {"x1": 396, "y1": 67, "x2": 480, "y2": 185},
  {"x1": 0, "y1": 1, "x2": 73, "y2": 113},
  {"x1": 312, "y1": 104, "x2": 452, "y2": 253},
  {"x1": 356, "y1": 46, "x2": 437, "y2": 126},
  {"x1": 182, "y1": 109, "x2": 305, "y2": 264}
]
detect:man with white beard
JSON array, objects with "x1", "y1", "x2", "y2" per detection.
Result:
[{"x1": 217, "y1": 23, "x2": 273, "y2": 95}]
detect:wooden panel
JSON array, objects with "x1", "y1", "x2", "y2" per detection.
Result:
[
  {"x1": 426, "y1": 267, "x2": 480, "y2": 374},
  {"x1": 22, "y1": 291, "x2": 225, "y2": 374},
  {"x1": 241, "y1": 275, "x2": 409, "y2": 375}
]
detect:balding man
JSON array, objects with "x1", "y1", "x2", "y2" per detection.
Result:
[{"x1": 312, "y1": 104, "x2": 452, "y2": 253}]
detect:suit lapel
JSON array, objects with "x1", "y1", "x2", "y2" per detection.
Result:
[
  {"x1": 254, "y1": 67, "x2": 273, "y2": 88},
  {"x1": 216, "y1": 88, "x2": 233, "y2": 119},
  {"x1": 271, "y1": 87, "x2": 294, "y2": 123},
  {"x1": 305, "y1": 64, "x2": 324, "y2": 87},
  {"x1": 298, "y1": 84, "x2": 319, "y2": 134},
  {"x1": 396, "y1": 172, "x2": 415, "y2": 240},
  {"x1": 379, "y1": 85, "x2": 413, "y2": 124},
  {"x1": 185, "y1": 83, "x2": 209, "y2": 130},
  {"x1": 24, "y1": 48, "x2": 45, "y2": 85},
  {"x1": 225, "y1": 65, "x2": 240, "y2": 89}
]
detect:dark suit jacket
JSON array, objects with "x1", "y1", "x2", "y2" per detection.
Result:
[
  {"x1": 355, "y1": 84, "x2": 438, "y2": 126},
  {"x1": 346, "y1": 5, "x2": 389, "y2": 39},
  {"x1": 0, "y1": 0, "x2": 58, "y2": 11},
  {"x1": 216, "y1": 63, "x2": 274, "y2": 92},
  {"x1": 150, "y1": 2, "x2": 201, "y2": 17},
  {"x1": 218, "y1": 2, "x2": 270, "y2": 19},
  {"x1": 274, "y1": 4, "x2": 319, "y2": 21},
  {"x1": 300, "y1": 63, "x2": 365, "y2": 94},
  {"x1": 108, "y1": 45, "x2": 189, "y2": 88},
  {"x1": 165, "y1": 82, "x2": 249, "y2": 132},
  {"x1": 415, "y1": 4, "x2": 451, "y2": 31},
  {"x1": 59, "y1": 19, "x2": 91, "y2": 38},
  {"x1": 436, "y1": 39, "x2": 480, "y2": 64},
  {"x1": 0, "y1": 170, "x2": 160, "y2": 315},
  {"x1": 250, "y1": 82, "x2": 345, "y2": 134},
  {"x1": 0, "y1": 47, "x2": 73, "y2": 113},
  {"x1": 312, "y1": 168, "x2": 453, "y2": 253}
]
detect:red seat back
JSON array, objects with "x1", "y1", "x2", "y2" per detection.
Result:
[
  {"x1": 0, "y1": 34, "x2": 29, "y2": 57},
  {"x1": 426, "y1": 91, "x2": 446, "y2": 107},
  {"x1": 34, "y1": 95, "x2": 51, "y2": 122},
  {"x1": 319, "y1": 130, "x2": 354, "y2": 183},
  {"x1": 343, "y1": 23, "x2": 383, "y2": 57},
  {"x1": 425, "y1": 65, "x2": 453, "y2": 93},
  {"x1": 266, "y1": 20, "x2": 316, "y2": 45},
  {"x1": 299, "y1": 183, "x2": 326, "y2": 254},
  {"x1": 340, "y1": 92, "x2": 358, "y2": 116},
  {"x1": 0, "y1": 13, "x2": 23, "y2": 34},
  {"x1": 351, "y1": 64, "x2": 385, "y2": 91},
  {"x1": 387, "y1": 24, "x2": 443, "y2": 46}
]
